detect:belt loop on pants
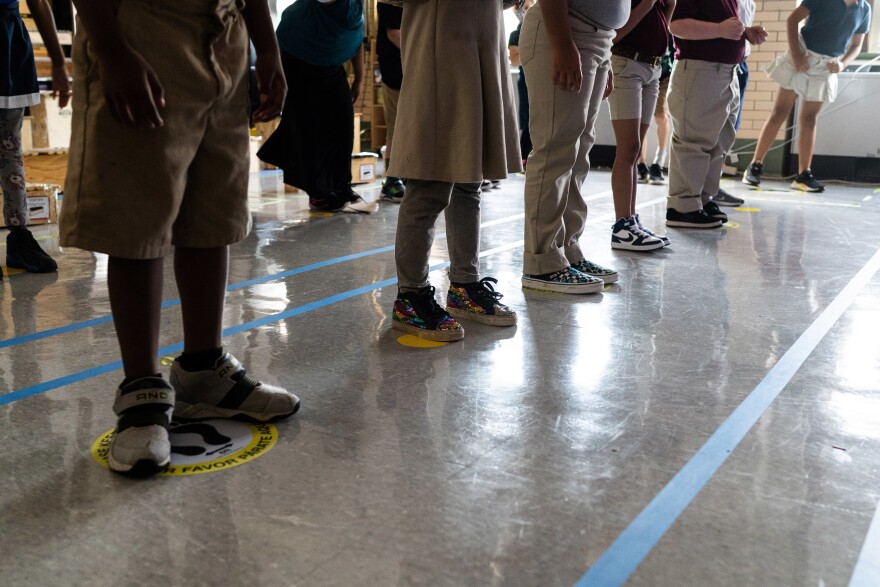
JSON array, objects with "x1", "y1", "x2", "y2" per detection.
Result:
[{"x1": 611, "y1": 44, "x2": 662, "y2": 68}]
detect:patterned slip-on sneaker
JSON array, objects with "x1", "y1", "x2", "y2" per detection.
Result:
[
  {"x1": 447, "y1": 277, "x2": 517, "y2": 327},
  {"x1": 392, "y1": 286, "x2": 465, "y2": 342},
  {"x1": 522, "y1": 266, "x2": 604, "y2": 294},
  {"x1": 571, "y1": 259, "x2": 619, "y2": 284},
  {"x1": 109, "y1": 376, "x2": 175, "y2": 477},
  {"x1": 171, "y1": 354, "x2": 300, "y2": 422}
]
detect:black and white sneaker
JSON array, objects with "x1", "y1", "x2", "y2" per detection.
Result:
[
  {"x1": 637, "y1": 162, "x2": 650, "y2": 184},
  {"x1": 648, "y1": 163, "x2": 665, "y2": 184},
  {"x1": 791, "y1": 169, "x2": 825, "y2": 192},
  {"x1": 666, "y1": 208, "x2": 723, "y2": 228},
  {"x1": 743, "y1": 162, "x2": 762, "y2": 186},
  {"x1": 570, "y1": 259, "x2": 619, "y2": 284},
  {"x1": 109, "y1": 376, "x2": 175, "y2": 476},
  {"x1": 635, "y1": 214, "x2": 670, "y2": 247},
  {"x1": 522, "y1": 266, "x2": 603, "y2": 294},
  {"x1": 611, "y1": 217, "x2": 665, "y2": 251},
  {"x1": 171, "y1": 353, "x2": 300, "y2": 422},
  {"x1": 703, "y1": 201, "x2": 728, "y2": 223},
  {"x1": 713, "y1": 188, "x2": 744, "y2": 207}
]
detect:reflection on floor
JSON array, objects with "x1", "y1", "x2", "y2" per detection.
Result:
[{"x1": 2, "y1": 171, "x2": 880, "y2": 586}]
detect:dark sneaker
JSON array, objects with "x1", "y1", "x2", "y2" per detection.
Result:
[
  {"x1": 648, "y1": 163, "x2": 665, "y2": 184},
  {"x1": 713, "y1": 188, "x2": 744, "y2": 207},
  {"x1": 666, "y1": 208, "x2": 723, "y2": 228},
  {"x1": 634, "y1": 214, "x2": 670, "y2": 247},
  {"x1": 571, "y1": 259, "x2": 619, "y2": 284},
  {"x1": 522, "y1": 266, "x2": 603, "y2": 294},
  {"x1": 6, "y1": 228, "x2": 57, "y2": 273},
  {"x1": 447, "y1": 277, "x2": 517, "y2": 327},
  {"x1": 611, "y1": 217, "x2": 665, "y2": 252},
  {"x1": 380, "y1": 177, "x2": 405, "y2": 203},
  {"x1": 109, "y1": 376, "x2": 175, "y2": 476},
  {"x1": 171, "y1": 353, "x2": 300, "y2": 422},
  {"x1": 703, "y1": 201, "x2": 728, "y2": 223},
  {"x1": 392, "y1": 286, "x2": 464, "y2": 341},
  {"x1": 743, "y1": 162, "x2": 763, "y2": 186},
  {"x1": 791, "y1": 169, "x2": 825, "y2": 192},
  {"x1": 637, "y1": 162, "x2": 650, "y2": 184}
]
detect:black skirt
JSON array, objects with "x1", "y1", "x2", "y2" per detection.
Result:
[
  {"x1": 258, "y1": 53, "x2": 354, "y2": 204},
  {"x1": 0, "y1": 2, "x2": 39, "y2": 109}
]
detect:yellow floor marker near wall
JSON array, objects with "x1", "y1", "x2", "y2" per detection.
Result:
[
  {"x1": 734, "y1": 207, "x2": 761, "y2": 212},
  {"x1": 721, "y1": 221, "x2": 741, "y2": 229},
  {"x1": 396, "y1": 334, "x2": 448, "y2": 348},
  {"x1": 91, "y1": 419, "x2": 279, "y2": 476}
]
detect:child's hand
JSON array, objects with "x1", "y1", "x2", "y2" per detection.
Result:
[
  {"x1": 99, "y1": 46, "x2": 165, "y2": 129},
  {"x1": 551, "y1": 41, "x2": 582, "y2": 93},
  {"x1": 51, "y1": 63, "x2": 71, "y2": 108},
  {"x1": 826, "y1": 59, "x2": 843, "y2": 74},
  {"x1": 792, "y1": 51, "x2": 810, "y2": 72},
  {"x1": 744, "y1": 26, "x2": 768, "y2": 46},
  {"x1": 253, "y1": 53, "x2": 287, "y2": 122},
  {"x1": 718, "y1": 17, "x2": 745, "y2": 41}
]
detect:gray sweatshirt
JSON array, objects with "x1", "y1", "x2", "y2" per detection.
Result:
[{"x1": 568, "y1": 0, "x2": 629, "y2": 30}]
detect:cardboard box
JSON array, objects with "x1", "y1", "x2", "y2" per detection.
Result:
[
  {"x1": 25, "y1": 183, "x2": 59, "y2": 225},
  {"x1": 28, "y1": 92, "x2": 72, "y2": 152},
  {"x1": 351, "y1": 152, "x2": 378, "y2": 184}
]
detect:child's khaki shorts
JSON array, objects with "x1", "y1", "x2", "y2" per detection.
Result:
[{"x1": 60, "y1": 0, "x2": 252, "y2": 259}]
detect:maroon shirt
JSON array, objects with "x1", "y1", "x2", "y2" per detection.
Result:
[
  {"x1": 617, "y1": 0, "x2": 671, "y2": 58},
  {"x1": 672, "y1": 0, "x2": 745, "y2": 65}
]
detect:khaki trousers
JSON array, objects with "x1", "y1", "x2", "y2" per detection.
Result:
[
  {"x1": 667, "y1": 59, "x2": 740, "y2": 212},
  {"x1": 520, "y1": 9, "x2": 613, "y2": 275}
]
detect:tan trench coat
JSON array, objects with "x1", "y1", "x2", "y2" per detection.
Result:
[{"x1": 387, "y1": 0, "x2": 523, "y2": 183}]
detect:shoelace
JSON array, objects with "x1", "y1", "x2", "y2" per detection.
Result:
[
  {"x1": 408, "y1": 286, "x2": 450, "y2": 327},
  {"x1": 465, "y1": 277, "x2": 504, "y2": 306}
]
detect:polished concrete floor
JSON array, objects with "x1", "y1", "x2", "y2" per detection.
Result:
[{"x1": 2, "y1": 171, "x2": 880, "y2": 586}]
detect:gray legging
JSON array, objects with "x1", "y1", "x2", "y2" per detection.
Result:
[
  {"x1": 395, "y1": 180, "x2": 482, "y2": 292},
  {"x1": 1, "y1": 108, "x2": 28, "y2": 228}
]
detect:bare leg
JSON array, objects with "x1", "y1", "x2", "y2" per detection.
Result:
[
  {"x1": 654, "y1": 112, "x2": 671, "y2": 165},
  {"x1": 108, "y1": 257, "x2": 164, "y2": 378},
  {"x1": 751, "y1": 88, "x2": 798, "y2": 164},
  {"x1": 611, "y1": 118, "x2": 643, "y2": 219},
  {"x1": 797, "y1": 100, "x2": 824, "y2": 173},
  {"x1": 174, "y1": 246, "x2": 228, "y2": 354}
]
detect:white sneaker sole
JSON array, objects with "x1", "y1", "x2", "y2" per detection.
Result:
[
  {"x1": 790, "y1": 182, "x2": 824, "y2": 193},
  {"x1": 341, "y1": 200, "x2": 379, "y2": 214},
  {"x1": 666, "y1": 219, "x2": 723, "y2": 228},
  {"x1": 611, "y1": 240, "x2": 665, "y2": 252},
  {"x1": 521, "y1": 276, "x2": 603, "y2": 294}
]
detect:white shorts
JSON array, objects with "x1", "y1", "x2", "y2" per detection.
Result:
[{"x1": 764, "y1": 39, "x2": 838, "y2": 104}]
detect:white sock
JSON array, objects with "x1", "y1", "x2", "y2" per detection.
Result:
[{"x1": 653, "y1": 148, "x2": 667, "y2": 167}]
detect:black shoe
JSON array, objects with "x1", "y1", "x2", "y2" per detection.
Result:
[
  {"x1": 6, "y1": 228, "x2": 58, "y2": 273},
  {"x1": 648, "y1": 163, "x2": 665, "y2": 184},
  {"x1": 637, "y1": 162, "x2": 650, "y2": 184},
  {"x1": 703, "y1": 201, "x2": 728, "y2": 223},
  {"x1": 743, "y1": 162, "x2": 763, "y2": 186},
  {"x1": 791, "y1": 169, "x2": 825, "y2": 192},
  {"x1": 713, "y1": 188, "x2": 744, "y2": 207},
  {"x1": 665, "y1": 208, "x2": 723, "y2": 229}
]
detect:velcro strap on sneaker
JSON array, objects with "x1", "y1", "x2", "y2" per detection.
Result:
[
  {"x1": 214, "y1": 353, "x2": 244, "y2": 380},
  {"x1": 217, "y1": 370, "x2": 262, "y2": 409},
  {"x1": 117, "y1": 407, "x2": 173, "y2": 432},
  {"x1": 114, "y1": 377, "x2": 175, "y2": 415}
]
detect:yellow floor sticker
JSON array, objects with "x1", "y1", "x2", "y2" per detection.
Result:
[
  {"x1": 396, "y1": 334, "x2": 448, "y2": 348},
  {"x1": 91, "y1": 419, "x2": 278, "y2": 476},
  {"x1": 734, "y1": 207, "x2": 761, "y2": 213},
  {"x1": 721, "y1": 221, "x2": 741, "y2": 229}
]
